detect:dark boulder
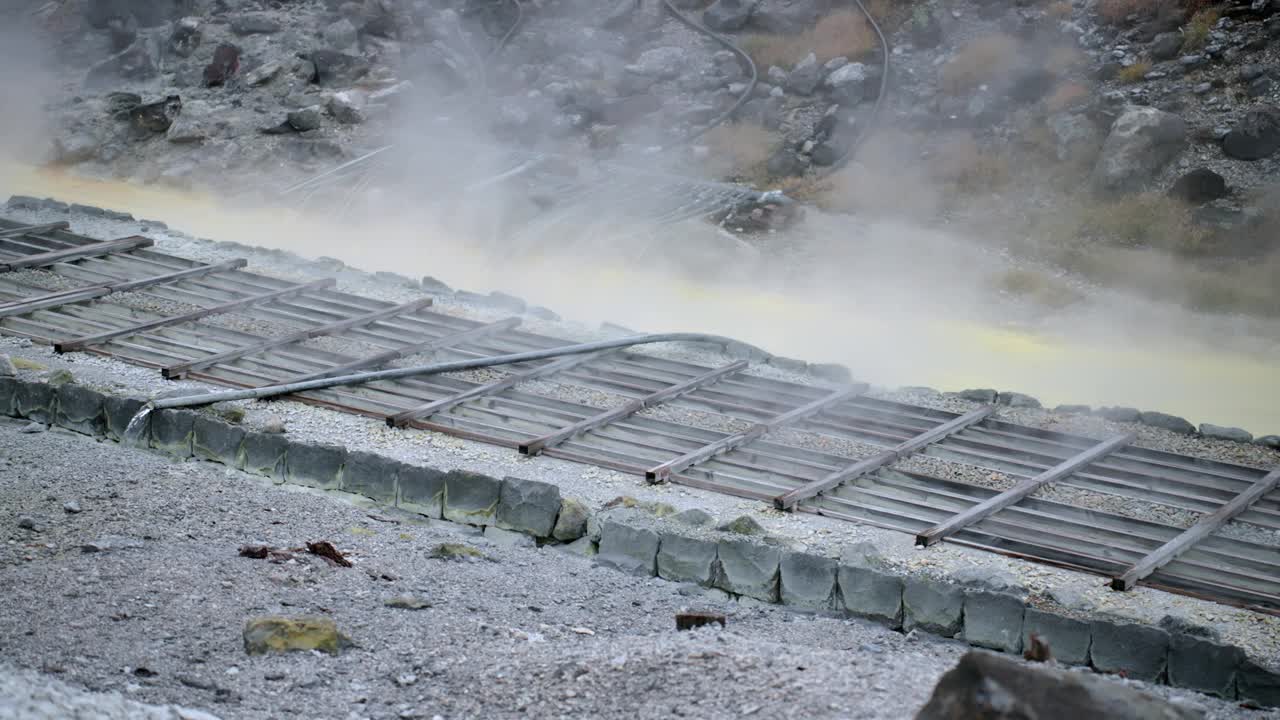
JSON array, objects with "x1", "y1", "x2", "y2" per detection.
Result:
[
  {"x1": 1150, "y1": 32, "x2": 1182, "y2": 62},
  {"x1": 203, "y1": 43, "x2": 241, "y2": 87},
  {"x1": 305, "y1": 50, "x2": 371, "y2": 86},
  {"x1": 1168, "y1": 168, "x2": 1227, "y2": 204},
  {"x1": 703, "y1": 0, "x2": 757, "y2": 32},
  {"x1": 169, "y1": 17, "x2": 202, "y2": 58},
  {"x1": 1222, "y1": 106, "x2": 1280, "y2": 160},
  {"x1": 915, "y1": 651, "x2": 1201, "y2": 720},
  {"x1": 128, "y1": 95, "x2": 182, "y2": 136}
]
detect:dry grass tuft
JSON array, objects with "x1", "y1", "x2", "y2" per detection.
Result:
[
  {"x1": 1116, "y1": 60, "x2": 1152, "y2": 84},
  {"x1": 1097, "y1": 0, "x2": 1158, "y2": 24},
  {"x1": 1183, "y1": 7, "x2": 1220, "y2": 50},
  {"x1": 1045, "y1": 81, "x2": 1091, "y2": 112},
  {"x1": 1044, "y1": 0, "x2": 1073, "y2": 19},
  {"x1": 940, "y1": 34, "x2": 1021, "y2": 95},
  {"x1": 740, "y1": 10, "x2": 877, "y2": 70}
]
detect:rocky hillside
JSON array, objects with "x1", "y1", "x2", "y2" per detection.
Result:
[{"x1": 8, "y1": 0, "x2": 1280, "y2": 316}]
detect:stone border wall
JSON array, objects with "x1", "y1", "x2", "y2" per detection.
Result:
[{"x1": 1, "y1": 374, "x2": 1277, "y2": 708}]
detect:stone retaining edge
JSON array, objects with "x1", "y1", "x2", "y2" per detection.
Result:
[{"x1": 1, "y1": 375, "x2": 1277, "y2": 707}]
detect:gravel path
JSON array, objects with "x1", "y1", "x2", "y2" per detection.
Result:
[{"x1": 0, "y1": 420, "x2": 1268, "y2": 720}]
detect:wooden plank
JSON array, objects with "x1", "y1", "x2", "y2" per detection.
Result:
[
  {"x1": 1111, "y1": 467, "x2": 1280, "y2": 591},
  {"x1": 646, "y1": 385, "x2": 864, "y2": 484},
  {"x1": 0, "y1": 221, "x2": 71, "y2": 239},
  {"x1": 0, "y1": 258, "x2": 248, "y2": 318},
  {"x1": 53, "y1": 278, "x2": 335, "y2": 353},
  {"x1": 0, "y1": 236, "x2": 153, "y2": 272},
  {"x1": 915, "y1": 432, "x2": 1136, "y2": 547},
  {"x1": 387, "y1": 350, "x2": 611, "y2": 428},
  {"x1": 282, "y1": 316, "x2": 522, "y2": 384},
  {"x1": 161, "y1": 296, "x2": 434, "y2": 379},
  {"x1": 519, "y1": 360, "x2": 747, "y2": 456},
  {"x1": 774, "y1": 405, "x2": 996, "y2": 509}
]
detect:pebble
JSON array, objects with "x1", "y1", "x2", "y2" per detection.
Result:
[
  {"x1": 63, "y1": 501, "x2": 82, "y2": 514},
  {"x1": 19, "y1": 422, "x2": 45, "y2": 434}
]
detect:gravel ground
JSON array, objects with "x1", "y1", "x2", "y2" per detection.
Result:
[{"x1": 1, "y1": 420, "x2": 1271, "y2": 720}]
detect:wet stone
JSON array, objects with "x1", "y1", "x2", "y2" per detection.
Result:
[
  {"x1": 193, "y1": 416, "x2": 245, "y2": 466},
  {"x1": 55, "y1": 384, "x2": 105, "y2": 436},
  {"x1": 552, "y1": 497, "x2": 589, "y2": 541},
  {"x1": 1167, "y1": 634, "x2": 1244, "y2": 698},
  {"x1": 715, "y1": 538, "x2": 780, "y2": 603},
  {"x1": 240, "y1": 431, "x2": 289, "y2": 479},
  {"x1": 1088, "y1": 620, "x2": 1169, "y2": 682},
  {"x1": 342, "y1": 450, "x2": 399, "y2": 504},
  {"x1": 903, "y1": 579, "x2": 963, "y2": 637},
  {"x1": 150, "y1": 408, "x2": 196, "y2": 458},
  {"x1": 656, "y1": 532, "x2": 718, "y2": 585},
  {"x1": 285, "y1": 442, "x2": 346, "y2": 490},
  {"x1": 442, "y1": 470, "x2": 501, "y2": 526},
  {"x1": 398, "y1": 464, "x2": 445, "y2": 519},
  {"x1": 15, "y1": 381, "x2": 56, "y2": 425},
  {"x1": 103, "y1": 395, "x2": 147, "y2": 442}
]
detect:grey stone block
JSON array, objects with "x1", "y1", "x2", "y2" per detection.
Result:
[
  {"x1": 483, "y1": 525, "x2": 536, "y2": 548},
  {"x1": 1198, "y1": 423, "x2": 1252, "y2": 443},
  {"x1": 241, "y1": 432, "x2": 288, "y2": 478},
  {"x1": 192, "y1": 416, "x2": 245, "y2": 466},
  {"x1": 1167, "y1": 634, "x2": 1244, "y2": 698},
  {"x1": 656, "y1": 532, "x2": 717, "y2": 585},
  {"x1": 342, "y1": 450, "x2": 398, "y2": 504},
  {"x1": 149, "y1": 409, "x2": 196, "y2": 458},
  {"x1": 442, "y1": 470, "x2": 501, "y2": 526},
  {"x1": 962, "y1": 591, "x2": 1025, "y2": 653},
  {"x1": 904, "y1": 579, "x2": 963, "y2": 637},
  {"x1": 496, "y1": 476, "x2": 561, "y2": 537},
  {"x1": 0, "y1": 377, "x2": 16, "y2": 416},
  {"x1": 554, "y1": 537, "x2": 597, "y2": 558},
  {"x1": 55, "y1": 384, "x2": 105, "y2": 436},
  {"x1": 15, "y1": 381, "x2": 55, "y2": 424},
  {"x1": 398, "y1": 464, "x2": 445, "y2": 518},
  {"x1": 597, "y1": 520, "x2": 659, "y2": 576},
  {"x1": 285, "y1": 442, "x2": 346, "y2": 490},
  {"x1": 1089, "y1": 620, "x2": 1169, "y2": 682},
  {"x1": 103, "y1": 395, "x2": 147, "y2": 442},
  {"x1": 837, "y1": 565, "x2": 903, "y2": 627},
  {"x1": 552, "y1": 497, "x2": 589, "y2": 541},
  {"x1": 780, "y1": 551, "x2": 837, "y2": 610},
  {"x1": 1023, "y1": 608, "x2": 1091, "y2": 666},
  {"x1": 1139, "y1": 411, "x2": 1194, "y2": 435},
  {"x1": 715, "y1": 538, "x2": 780, "y2": 602},
  {"x1": 1237, "y1": 659, "x2": 1280, "y2": 708}
]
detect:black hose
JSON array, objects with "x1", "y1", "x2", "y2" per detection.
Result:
[
  {"x1": 824, "y1": 0, "x2": 890, "y2": 172},
  {"x1": 659, "y1": 0, "x2": 758, "y2": 146}
]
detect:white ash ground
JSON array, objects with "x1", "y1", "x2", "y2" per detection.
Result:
[{"x1": 0, "y1": 421, "x2": 1267, "y2": 720}]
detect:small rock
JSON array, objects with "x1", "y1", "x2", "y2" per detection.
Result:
[
  {"x1": 1096, "y1": 406, "x2": 1141, "y2": 423},
  {"x1": 261, "y1": 416, "x2": 287, "y2": 434},
  {"x1": 672, "y1": 508, "x2": 716, "y2": 527},
  {"x1": 16, "y1": 515, "x2": 41, "y2": 531},
  {"x1": 169, "y1": 17, "x2": 202, "y2": 57},
  {"x1": 1168, "y1": 168, "x2": 1227, "y2": 205},
  {"x1": 324, "y1": 18, "x2": 358, "y2": 48},
  {"x1": 1092, "y1": 105, "x2": 1187, "y2": 193},
  {"x1": 203, "y1": 43, "x2": 241, "y2": 87},
  {"x1": 703, "y1": 0, "x2": 755, "y2": 32},
  {"x1": 825, "y1": 62, "x2": 868, "y2": 105},
  {"x1": 958, "y1": 388, "x2": 998, "y2": 403},
  {"x1": 245, "y1": 61, "x2": 282, "y2": 87},
  {"x1": 19, "y1": 422, "x2": 45, "y2": 434},
  {"x1": 552, "y1": 498, "x2": 590, "y2": 541},
  {"x1": 1150, "y1": 32, "x2": 1182, "y2": 62},
  {"x1": 0, "y1": 354, "x2": 15, "y2": 376},
  {"x1": 1223, "y1": 106, "x2": 1280, "y2": 160},
  {"x1": 63, "y1": 501, "x2": 82, "y2": 514},
  {"x1": 427, "y1": 543, "x2": 485, "y2": 561},
  {"x1": 1054, "y1": 404, "x2": 1092, "y2": 415},
  {"x1": 287, "y1": 105, "x2": 323, "y2": 132},
  {"x1": 716, "y1": 515, "x2": 766, "y2": 535},
  {"x1": 1198, "y1": 423, "x2": 1253, "y2": 443},
  {"x1": 395, "y1": 673, "x2": 418, "y2": 687},
  {"x1": 1139, "y1": 411, "x2": 1195, "y2": 435},
  {"x1": 328, "y1": 91, "x2": 366, "y2": 124},
  {"x1": 243, "y1": 617, "x2": 351, "y2": 655},
  {"x1": 384, "y1": 595, "x2": 431, "y2": 610},
  {"x1": 998, "y1": 392, "x2": 1041, "y2": 409},
  {"x1": 785, "y1": 53, "x2": 822, "y2": 96},
  {"x1": 81, "y1": 535, "x2": 143, "y2": 553},
  {"x1": 1254, "y1": 435, "x2": 1280, "y2": 449},
  {"x1": 1247, "y1": 76, "x2": 1273, "y2": 98},
  {"x1": 230, "y1": 14, "x2": 281, "y2": 35}
]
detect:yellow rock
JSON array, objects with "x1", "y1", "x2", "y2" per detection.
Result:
[{"x1": 242, "y1": 616, "x2": 351, "y2": 655}]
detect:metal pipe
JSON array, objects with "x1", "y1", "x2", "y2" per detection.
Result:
[{"x1": 130, "y1": 332, "x2": 771, "y2": 415}]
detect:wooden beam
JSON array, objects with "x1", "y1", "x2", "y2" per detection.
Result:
[
  {"x1": 915, "y1": 432, "x2": 1136, "y2": 547},
  {"x1": 162, "y1": 297, "x2": 433, "y2": 379},
  {"x1": 283, "y1": 316, "x2": 522, "y2": 385},
  {"x1": 388, "y1": 349, "x2": 610, "y2": 428},
  {"x1": 774, "y1": 405, "x2": 996, "y2": 509},
  {"x1": 519, "y1": 360, "x2": 748, "y2": 456},
  {"x1": 646, "y1": 385, "x2": 863, "y2": 484},
  {"x1": 1111, "y1": 467, "x2": 1280, "y2": 591},
  {"x1": 0, "y1": 258, "x2": 248, "y2": 319},
  {"x1": 0, "y1": 236, "x2": 153, "y2": 272},
  {"x1": 53, "y1": 278, "x2": 334, "y2": 353},
  {"x1": 0, "y1": 221, "x2": 71, "y2": 238}
]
